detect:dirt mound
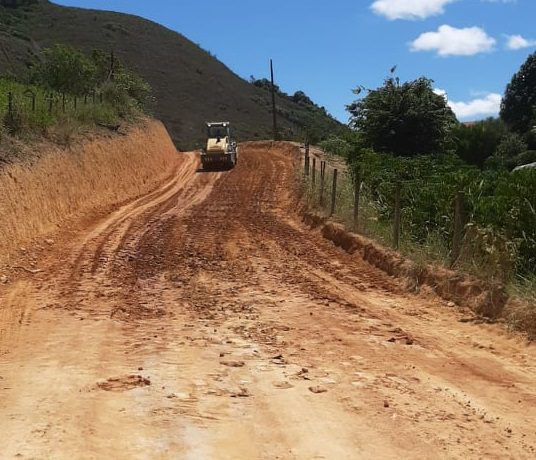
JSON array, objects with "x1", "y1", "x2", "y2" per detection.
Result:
[{"x1": 304, "y1": 212, "x2": 508, "y2": 319}]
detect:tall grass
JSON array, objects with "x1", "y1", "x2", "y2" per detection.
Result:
[
  {"x1": 0, "y1": 120, "x2": 178, "y2": 266},
  {"x1": 0, "y1": 78, "x2": 132, "y2": 141}
]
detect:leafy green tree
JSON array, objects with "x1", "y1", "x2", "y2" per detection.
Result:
[
  {"x1": 113, "y1": 69, "x2": 152, "y2": 108},
  {"x1": 347, "y1": 76, "x2": 456, "y2": 156},
  {"x1": 452, "y1": 118, "x2": 507, "y2": 167},
  {"x1": 500, "y1": 52, "x2": 536, "y2": 134},
  {"x1": 30, "y1": 45, "x2": 97, "y2": 95}
]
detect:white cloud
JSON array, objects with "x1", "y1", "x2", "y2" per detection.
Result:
[
  {"x1": 505, "y1": 34, "x2": 536, "y2": 50},
  {"x1": 370, "y1": 0, "x2": 456, "y2": 20},
  {"x1": 448, "y1": 93, "x2": 502, "y2": 119},
  {"x1": 410, "y1": 25, "x2": 496, "y2": 56}
]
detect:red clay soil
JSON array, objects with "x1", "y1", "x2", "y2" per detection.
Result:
[
  {"x1": 1, "y1": 141, "x2": 536, "y2": 459},
  {"x1": 303, "y1": 214, "x2": 508, "y2": 319}
]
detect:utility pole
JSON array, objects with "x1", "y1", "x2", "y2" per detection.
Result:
[{"x1": 270, "y1": 59, "x2": 278, "y2": 141}]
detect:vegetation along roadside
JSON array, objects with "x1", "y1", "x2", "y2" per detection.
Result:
[{"x1": 302, "y1": 54, "x2": 536, "y2": 337}]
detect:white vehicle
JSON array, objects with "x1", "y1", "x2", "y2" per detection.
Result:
[
  {"x1": 513, "y1": 161, "x2": 536, "y2": 172},
  {"x1": 200, "y1": 122, "x2": 237, "y2": 170}
]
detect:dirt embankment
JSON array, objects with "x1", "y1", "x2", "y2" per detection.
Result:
[
  {"x1": 302, "y1": 212, "x2": 536, "y2": 337},
  {"x1": 303, "y1": 214, "x2": 505, "y2": 313},
  {"x1": 0, "y1": 119, "x2": 180, "y2": 268}
]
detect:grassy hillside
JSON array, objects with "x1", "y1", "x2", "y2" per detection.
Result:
[{"x1": 0, "y1": 0, "x2": 346, "y2": 148}]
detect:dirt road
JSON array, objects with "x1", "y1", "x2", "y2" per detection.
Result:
[{"x1": 1, "y1": 142, "x2": 535, "y2": 459}]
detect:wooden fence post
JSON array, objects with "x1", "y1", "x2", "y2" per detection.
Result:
[
  {"x1": 330, "y1": 169, "x2": 338, "y2": 217},
  {"x1": 74, "y1": 96, "x2": 77, "y2": 110},
  {"x1": 48, "y1": 94, "x2": 53, "y2": 114},
  {"x1": 312, "y1": 158, "x2": 316, "y2": 186},
  {"x1": 393, "y1": 182, "x2": 401, "y2": 250},
  {"x1": 62, "y1": 93, "x2": 66, "y2": 112},
  {"x1": 7, "y1": 92, "x2": 13, "y2": 117},
  {"x1": 353, "y1": 166, "x2": 362, "y2": 232},
  {"x1": 320, "y1": 161, "x2": 326, "y2": 206},
  {"x1": 304, "y1": 152, "x2": 310, "y2": 176},
  {"x1": 451, "y1": 191, "x2": 465, "y2": 266}
]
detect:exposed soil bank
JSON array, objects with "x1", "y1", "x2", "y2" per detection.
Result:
[
  {"x1": 302, "y1": 212, "x2": 513, "y2": 319},
  {"x1": 0, "y1": 119, "x2": 179, "y2": 266}
]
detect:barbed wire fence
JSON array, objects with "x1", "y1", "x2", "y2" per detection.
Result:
[
  {"x1": 301, "y1": 146, "x2": 480, "y2": 272},
  {"x1": 1, "y1": 87, "x2": 106, "y2": 125}
]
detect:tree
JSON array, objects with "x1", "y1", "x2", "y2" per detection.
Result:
[
  {"x1": 452, "y1": 118, "x2": 507, "y2": 167},
  {"x1": 30, "y1": 45, "x2": 96, "y2": 95},
  {"x1": 292, "y1": 91, "x2": 314, "y2": 106},
  {"x1": 500, "y1": 52, "x2": 536, "y2": 134},
  {"x1": 347, "y1": 76, "x2": 456, "y2": 156}
]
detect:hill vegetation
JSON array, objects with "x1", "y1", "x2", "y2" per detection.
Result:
[
  {"x1": 0, "y1": 0, "x2": 346, "y2": 148},
  {"x1": 0, "y1": 44, "x2": 150, "y2": 164}
]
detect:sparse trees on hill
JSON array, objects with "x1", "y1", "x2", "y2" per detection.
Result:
[
  {"x1": 29, "y1": 45, "x2": 151, "y2": 108},
  {"x1": 0, "y1": 0, "x2": 40, "y2": 8}
]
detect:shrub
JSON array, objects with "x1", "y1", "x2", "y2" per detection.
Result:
[
  {"x1": 348, "y1": 151, "x2": 536, "y2": 279},
  {"x1": 30, "y1": 45, "x2": 97, "y2": 96},
  {"x1": 319, "y1": 137, "x2": 352, "y2": 158}
]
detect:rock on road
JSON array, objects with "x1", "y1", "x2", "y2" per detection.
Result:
[{"x1": 0, "y1": 142, "x2": 535, "y2": 459}]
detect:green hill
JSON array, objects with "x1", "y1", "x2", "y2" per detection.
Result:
[{"x1": 0, "y1": 0, "x2": 346, "y2": 148}]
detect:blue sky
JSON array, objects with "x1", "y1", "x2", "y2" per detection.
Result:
[{"x1": 53, "y1": 0, "x2": 536, "y2": 123}]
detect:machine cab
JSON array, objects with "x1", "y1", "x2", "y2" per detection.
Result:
[{"x1": 207, "y1": 122, "x2": 230, "y2": 140}]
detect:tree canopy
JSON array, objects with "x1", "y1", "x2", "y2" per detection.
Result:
[
  {"x1": 452, "y1": 118, "x2": 507, "y2": 167},
  {"x1": 347, "y1": 76, "x2": 457, "y2": 156},
  {"x1": 31, "y1": 45, "x2": 97, "y2": 95},
  {"x1": 500, "y1": 51, "x2": 536, "y2": 134},
  {"x1": 29, "y1": 45, "x2": 151, "y2": 107}
]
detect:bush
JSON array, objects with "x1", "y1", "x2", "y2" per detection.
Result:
[
  {"x1": 495, "y1": 132, "x2": 527, "y2": 158},
  {"x1": 511, "y1": 150, "x2": 536, "y2": 169},
  {"x1": 0, "y1": 46, "x2": 152, "y2": 140},
  {"x1": 349, "y1": 151, "x2": 536, "y2": 279},
  {"x1": 452, "y1": 118, "x2": 507, "y2": 167},
  {"x1": 31, "y1": 45, "x2": 97, "y2": 96},
  {"x1": 319, "y1": 137, "x2": 352, "y2": 158}
]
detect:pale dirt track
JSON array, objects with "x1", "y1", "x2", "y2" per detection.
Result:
[{"x1": 1, "y1": 143, "x2": 536, "y2": 459}]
